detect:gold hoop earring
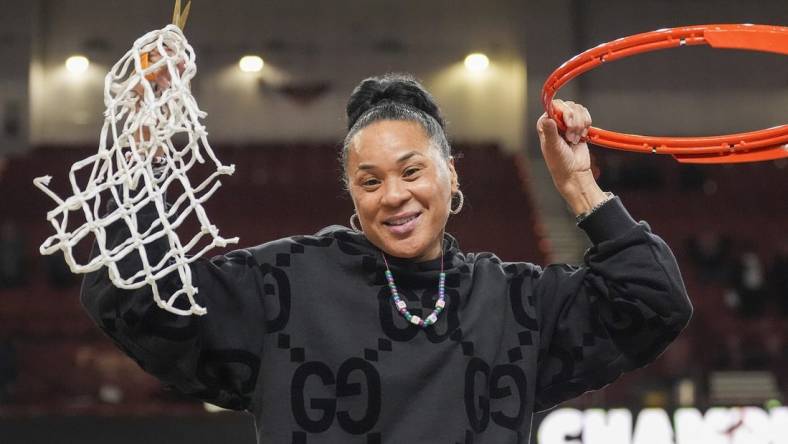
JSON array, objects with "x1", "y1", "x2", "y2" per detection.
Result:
[
  {"x1": 349, "y1": 212, "x2": 361, "y2": 232},
  {"x1": 450, "y1": 190, "x2": 464, "y2": 215}
]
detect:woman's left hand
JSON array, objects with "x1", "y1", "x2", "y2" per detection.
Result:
[
  {"x1": 537, "y1": 100, "x2": 607, "y2": 216},
  {"x1": 536, "y1": 100, "x2": 593, "y2": 191}
]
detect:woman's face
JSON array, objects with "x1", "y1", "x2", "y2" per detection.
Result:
[{"x1": 347, "y1": 119, "x2": 458, "y2": 262}]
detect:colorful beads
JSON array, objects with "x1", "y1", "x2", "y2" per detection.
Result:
[
  {"x1": 381, "y1": 241, "x2": 449, "y2": 329},
  {"x1": 383, "y1": 263, "x2": 447, "y2": 329}
]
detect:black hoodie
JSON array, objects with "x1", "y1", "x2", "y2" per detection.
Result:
[{"x1": 80, "y1": 196, "x2": 692, "y2": 444}]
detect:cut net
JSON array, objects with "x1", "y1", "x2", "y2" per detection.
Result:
[{"x1": 34, "y1": 24, "x2": 237, "y2": 316}]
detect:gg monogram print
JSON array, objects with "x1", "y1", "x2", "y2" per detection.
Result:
[{"x1": 81, "y1": 196, "x2": 692, "y2": 443}]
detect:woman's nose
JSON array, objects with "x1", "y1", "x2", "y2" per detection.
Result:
[{"x1": 380, "y1": 179, "x2": 409, "y2": 207}]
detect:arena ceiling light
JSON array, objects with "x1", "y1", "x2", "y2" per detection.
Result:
[
  {"x1": 65, "y1": 55, "x2": 90, "y2": 74},
  {"x1": 239, "y1": 55, "x2": 264, "y2": 73},
  {"x1": 464, "y1": 53, "x2": 490, "y2": 72}
]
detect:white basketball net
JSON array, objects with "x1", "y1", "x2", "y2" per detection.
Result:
[{"x1": 34, "y1": 24, "x2": 237, "y2": 316}]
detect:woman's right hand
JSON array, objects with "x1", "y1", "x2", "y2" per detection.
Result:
[
  {"x1": 133, "y1": 46, "x2": 185, "y2": 97},
  {"x1": 129, "y1": 46, "x2": 185, "y2": 152}
]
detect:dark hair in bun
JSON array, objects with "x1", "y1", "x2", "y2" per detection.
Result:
[
  {"x1": 341, "y1": 73, "x2": 451, "y2": 188},
  {"x1": 346, "y1": 74, "x2": 445, "y2": 131}
]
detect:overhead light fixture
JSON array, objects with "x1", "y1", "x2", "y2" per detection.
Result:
[
  {"x1": 65, "y1": 55, "x2": 90, "y2": 74},
  {"x1": 464, "y1": 53, "x2": 489, "y2": 73},
  {"x1": 239, "y1": 55, "x2": 264, "y2": 73}
]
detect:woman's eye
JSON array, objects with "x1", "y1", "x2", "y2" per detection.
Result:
[
  {"x1": 362, "y1": 178, "x2": 379, "y2": 187},
  {"x1": 404, "y1": 167, "x2": 420, "y2": 177}
]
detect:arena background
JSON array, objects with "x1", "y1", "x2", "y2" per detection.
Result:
[{"x1": 0, "y1": 0, "x2": 786, "y2": 443}]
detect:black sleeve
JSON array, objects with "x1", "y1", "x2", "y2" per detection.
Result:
[
  {"x1": 80, "y1": 199, "x2": 267, "y2": 412},
  {"x1": 532, "y1": 196, "x2": 693, "y2": 411}
]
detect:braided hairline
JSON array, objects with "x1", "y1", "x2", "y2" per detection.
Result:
[{"x1": 340, "y1": 102, "x2": 452, "y2": 189}]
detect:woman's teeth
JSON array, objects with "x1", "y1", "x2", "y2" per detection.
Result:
[{"x1": 387, "y1": 215, "x2": 418, "y2": 226}]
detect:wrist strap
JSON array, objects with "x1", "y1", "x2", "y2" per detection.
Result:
[{"x1": 575, "y1": 191, "x2": 615, "y2": 224}]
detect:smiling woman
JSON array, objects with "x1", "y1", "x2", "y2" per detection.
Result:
[
  {"x1": 341, "y1": 75, "x2": 461, "y2": 263},
  {"x1": 347, "y1": 118, "x2": 457, "y2": 261},
  {"x1": 80, "y1": 71, "x2": 693, "y2": 443}
]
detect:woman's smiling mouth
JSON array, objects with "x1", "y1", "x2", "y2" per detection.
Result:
[{"x1": 383, "y1": 212, "x2": 422, "y2": 235}]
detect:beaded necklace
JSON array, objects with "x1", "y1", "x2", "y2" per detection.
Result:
[{"x1": 381, "y1": 240, "x2": 446, "y2": 328}]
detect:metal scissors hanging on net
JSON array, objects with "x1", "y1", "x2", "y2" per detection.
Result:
[{"x1": 172, "y1": 0, "x2": 191, "y2": 30}]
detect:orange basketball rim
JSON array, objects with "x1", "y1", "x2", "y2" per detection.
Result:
[{"x1": 542, "y1": 24, "x2": 788, "y2": 164}]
